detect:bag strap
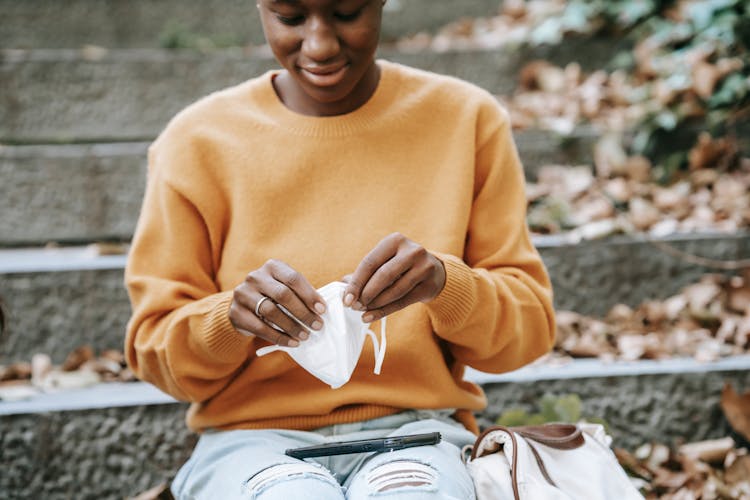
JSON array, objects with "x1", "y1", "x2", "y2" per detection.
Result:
[
  {"x1": 469, "y1": 424, "x2": 585, "y2": 499},
  {"x1": 470, "y1": 425, "x2": 521, "y2": 500},
  {"x1": 514, "y1": 424, "x2": 585, "y2": 450}
]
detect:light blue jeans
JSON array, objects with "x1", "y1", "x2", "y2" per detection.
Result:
[{"x1": 171, "y1": 410, "x2": 477, "y2": 499}]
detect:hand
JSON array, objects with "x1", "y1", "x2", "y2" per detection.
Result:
[
  {"x1": 229, "y1": 260, "x2": 326, "y2": 347},
  {"x1": 343, "y1": 233, "x2": 446, "y2": 323}
]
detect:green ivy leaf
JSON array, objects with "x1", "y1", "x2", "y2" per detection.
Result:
[
  {"x1": 554, "y1": 394, "x2": 583, "y2": 423},
  {"x1": 496, "y1": 408, "x2": 531, "y2": 427}
]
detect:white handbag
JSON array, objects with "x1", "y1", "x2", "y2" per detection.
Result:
[{"x1": 465, "y1": 423, "x2": 644, "y2": 500}]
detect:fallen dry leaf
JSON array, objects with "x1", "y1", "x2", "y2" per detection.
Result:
[
  {"x1": 678, "y1": 437, "x2": 735, "y2": 464},
  {"x1": 61, "y1": 345, "x2": 94, "y2": 371},
  {"x1": 721, "y1": 384, "x2": 750, "y2": 444},
  {"x1": 0, "y1": 362, "x2": 31, "y2": 381},
  {"x1": 39, "y1": 369, "x2": 101, "y2": 392},
  {"x1": 688, "y1": 133, "x2": 740, "y2": 171},
  {"x1": 724, "y1": 454, "x2": 750, "y2": 486}
]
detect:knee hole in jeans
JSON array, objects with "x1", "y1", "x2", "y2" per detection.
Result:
[
  {"x1": 365, "y1": 459, "x2": 438, "y2": 494},
  {"x1": 242, "y1": 461, "x2": 339, "y2": 497}
]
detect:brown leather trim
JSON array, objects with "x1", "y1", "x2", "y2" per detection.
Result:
[
  {"x1": 508, "y1": 429, "x2": 521, "y2": 500},
  {"x1": 470, "y1": 424, "x2": 584, "y2": 499},
  {"x1": 525, "y1": 440, "x2": 558, "y2": 488},
  {"x1": 470, "y1": 425, "x2": 520, "y2": 500},
  {"x1": 514, "y1": 424, "x2": 585, "y2": 450}
]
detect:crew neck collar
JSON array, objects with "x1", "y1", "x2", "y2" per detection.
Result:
[{"x1": 256, "y1": 60, "x2": 400, "y2": 137}]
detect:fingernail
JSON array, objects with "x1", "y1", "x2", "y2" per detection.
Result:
[
  {"x1": 314, "y1": 302, "x2": 326, "y2": 314},
  {"x1": 299, "y1": 331, "x2": 309, "y2": 340},
  {"x1": 344, "y1": 293, "x2": 354, "y2": 306},
  {"x1": 288, "y1": 339, "x2": 300, "y2": 347},
  {"x1": 362, "y1": 313, "x2": 374, "y2": 323},
  {"x1": 353, "y1": 301, "x2": 364, "y2": 311},
  {"x1": 312, "y1": 320, "x2": 323, "y2": 331}
]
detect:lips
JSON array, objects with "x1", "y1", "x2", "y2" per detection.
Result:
[{"x1": 299, "y1": 63, "x2": 349, "y2": 87}]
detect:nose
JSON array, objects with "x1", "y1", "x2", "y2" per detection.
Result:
[{"x1": 302, "y1": 16, "x2": 340, "y2": 63}]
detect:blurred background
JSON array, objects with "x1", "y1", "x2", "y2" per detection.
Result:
[{"x1": 1, "y1": 1, "x2": 749, "y2": 498}]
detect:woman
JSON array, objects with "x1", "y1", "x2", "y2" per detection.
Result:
[{"x1": 125, "y1": 0, "x2": 555, "y2": 498}]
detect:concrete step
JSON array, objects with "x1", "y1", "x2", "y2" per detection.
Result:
[
  {"x1": 0, "y1": 143, "x2": 148, "y2": 246},
  {"x1": 1, "y1": 232, "x2": 747, "y2": 363},
  {"x1": 0, "y1": 0, "x2": 503, "y2": 49},
  {"x1": 2, "y1": 356, "x2": 749, "y2": 498},
  {"x1": 0, "y1": 40, "x2": 620, "y2": 143},
  {"x1": 0, "y1": 131, "x2": 595, "y2": 246}
]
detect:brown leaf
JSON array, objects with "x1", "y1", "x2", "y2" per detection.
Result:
[
  {"x1": 683, "y1": 280, "x2": 722, "y2": 315},
  {"x1": 625, "y1": 156, "x2": 652, "y2": 183},
  {"x1": 724, "y1": 454, "x2": 750, "y2": 486},
  {"x1": 594, "y1": 134, "x2": 628, "y2": 178},
  {"x1": 688, "y1": 132, "x2": 739, "y2": 171},
  {"x1": 118, "y1": 367, "x2": 138, "y2": 382},
  {"x1": 40, "y1": 369, "x2": 101, "y2": 392},
  {"x1": 502, "y1": 0, "x2": 526, "y2": 19},
  {"x1": 81, "y1": 358, "x2": 122, "y2": 377},
  {"x1": 100, "y1": 349, "x2": 126, "y2": 365},
  {"x1": 614, "y1": 447, "x2": 654, "y2": 480},
  {"x1": 628, "y1": 198, "x2": 661, "y2": 231},
  {"x1": 653, "y1": 468, "x2": 690, "y2": 490},
  {"x1": 692, "y1": 61, "x2": 722, "y2": 100},
  {"x1": 678, "y1": 437, "x2": 735, "y2": 464},
  {"x1": 652, "y1": 182, "x2": 691, "y2": 213},
  {"x1": 0, "y1": 362, "x2": 32, "y2": 381},
  {"x1": 518, "y1": 60, "x2": 567, "y2": 93},
  {"x1": 720, "y1": 383, "x2": 750, "y2": 443},
  {"x1": 62, "y1": 345, "x2": 94, "y2": 371}
]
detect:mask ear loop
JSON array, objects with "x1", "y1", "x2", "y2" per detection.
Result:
[{"x1": 364, "y1": 317, "x2": 387, "y2": 375}]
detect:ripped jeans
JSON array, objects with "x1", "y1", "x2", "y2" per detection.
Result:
[{"x1": 171, "y1": 410, "x2": 477, "y2": 499}]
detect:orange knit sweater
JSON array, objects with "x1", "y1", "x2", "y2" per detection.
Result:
[{"x1": 125, "y1": 60, "x2": 555, "y2": 433}]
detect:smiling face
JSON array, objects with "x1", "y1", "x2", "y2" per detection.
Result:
[{"x1": 258, "y1": 0, "x2": 384, "y2": 116}]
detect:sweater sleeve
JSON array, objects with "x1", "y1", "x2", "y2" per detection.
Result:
[
  {"x1": 124, "y1": 146, "x2": 255, "y2": 403},
  {"x1": 425, "y1": 106, "x2": 555, "y2": 374}
]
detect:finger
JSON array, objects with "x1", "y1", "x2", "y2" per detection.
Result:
[
  {"x1": 345, "y1": 234, "x2": 401, "y2": 307},
  {"x1": 230, "y1": 300, "x2": 300, "y2": 347},
  {"x1": 364, "y1": 264, "x2": 425, "y2": 310},
  {"x1": 257, "y1": 297, "x2": 311, "y2": 341},
  {"x1": 361, "y1": 293, "x2": 416, "y2": 324},
  {"x1": 234, "y1": 290, "x2": 307, "y2": 341},
  {"x1": 359, "y1": 249, "x2": 419, "y2": 306},
  {"x1": 234, "y1": 277, "x2": 310, "y2": 338},
  {"x1": 268, "y1": 261, "x2": 326, "y2": 328}
]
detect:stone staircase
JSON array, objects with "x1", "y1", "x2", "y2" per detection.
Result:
[{"x1": 1, "y1": 1, "x2": 749, "y2": 498}]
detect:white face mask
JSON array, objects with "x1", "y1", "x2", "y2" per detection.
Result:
[{"x1": 255, "y1": 281, "x2": 386, "y2": 389}]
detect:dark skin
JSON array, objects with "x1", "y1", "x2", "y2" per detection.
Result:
[{"x1": 229, "y1": 0, "x2": 446, "y2": 347}]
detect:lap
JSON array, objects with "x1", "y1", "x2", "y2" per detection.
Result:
[
  {"x1": 344, "y1": 419, "x2": 477, "y2": 499},
  {"x1": 171, "y1": 429, "x2": 342, "y2": 500},
  {"x1": 171, "y1": 414, "x2": 477, "y2": 500}
]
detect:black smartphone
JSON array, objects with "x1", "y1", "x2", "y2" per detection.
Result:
[{"x1": 285, "y1": 432, "x2": 441, "y2": 459}]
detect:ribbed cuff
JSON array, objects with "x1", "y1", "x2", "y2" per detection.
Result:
[
  {"x1": 425, "y1": 252, "x2": 477, "y2": 330},
  {"x1": 201, "y1": 291, "x2": 253, "y2": 361}
]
